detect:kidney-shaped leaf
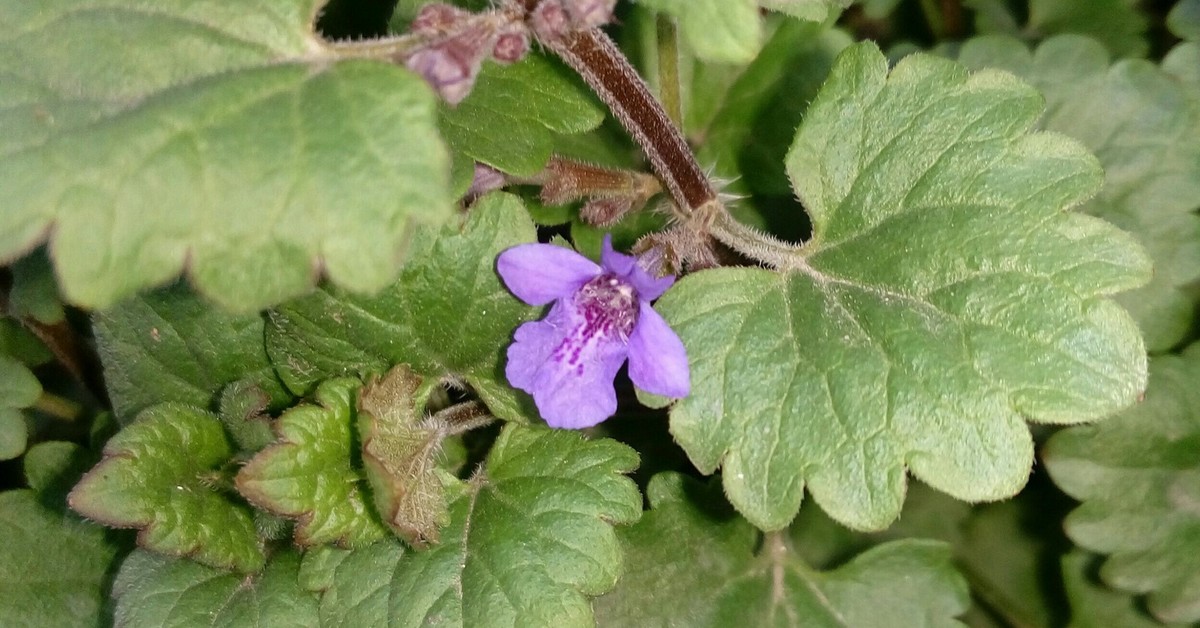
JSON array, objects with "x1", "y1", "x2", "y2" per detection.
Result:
[
  {"x1": 0, "y1": 0, "x2": 451, "y2": 311},
  {"x1": 651, "y1": 42, "x2": 1150, "y2": 531},
  {"x1": 1045, "y1": 345, "x2": 1200, "y2": 624}
]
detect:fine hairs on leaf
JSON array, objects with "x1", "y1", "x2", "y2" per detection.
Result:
[{"x1": 5, "y1": 1, "x2": 1190, "y2": 627}]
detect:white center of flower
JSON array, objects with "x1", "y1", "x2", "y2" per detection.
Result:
[{"x1": 575, "y1": 273, "x2": 638, "y2": 340}]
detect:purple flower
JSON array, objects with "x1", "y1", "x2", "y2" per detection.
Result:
[{"x1": 497, "y1": 236, "x2": 690, "y2": 429}]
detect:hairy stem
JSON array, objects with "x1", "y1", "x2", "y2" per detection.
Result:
[
  {"x1": 530, "y1": 8, "x2": 803, "y2": 269},
  {"x1": 536, "y1": 26, "x2": 716, "y2": 214},
  {"x1": 433, "y1": 400, "x2": 495, "y2": 436},
  {"x1": 324, "y1": 33, "x2": 430, "y2": 61}
]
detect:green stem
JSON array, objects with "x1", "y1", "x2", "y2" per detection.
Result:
[
  {"x1": 655, "y1": 14, "x2": 683, "y2": 129},
  {"x1": 33, "y1": 392, "x2": 82, "y2": 422},
  {"x1": 918, "y1": 0, "x2": 946, "y2": 40}
]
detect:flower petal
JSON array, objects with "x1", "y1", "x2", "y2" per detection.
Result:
[
  {"x1": 600, "y1": 235, "x2": 675, "y2": 301},
  {"x1": 505, "y1": 301, "x2": 627, "y2": 428},
  {"x1": 600, "y1": 234, "x2": 636, "y2": 276},
  {"x1": 497, "y1": 243, "x2": 600, "y2": 305},
  {"x1": 627, "y1": 302, "x2": 690, "y2": 398}
]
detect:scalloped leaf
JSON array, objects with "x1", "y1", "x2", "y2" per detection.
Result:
[
  {"x1": 68, "y1": 403, "x2": 263, "y2": 572},
  {"x1": 966, "y1": 0, "x2": 1148, "y2": 58},
  {"x1": 112, "y1": 549, "x2": 318, "y2": 628},
  {"x1": 236, "y1": 378, "x2": 388, "y2": 548},
  {"x1": 1170, "y1": 0, "x2": 1200, "y2": 41},
  {"x1": 0, "y1": 355, "x2": 41, "y2": 460},
  {"x1": 1062, "y1": 552, "x2": 1175, "y2": 628},
  {"x1": 649, "y1": 42, "x2": 1150, "y2": 531},
  {"x1": 958, "y1": 35, "x2": 1200, "y2": 352},
  {"x1": 441, "y1": 55, "x2": 605, "y2": 177},
  {"x1": 94, "y1": 285, "x2": 292, "y2": 423},
  {"x1": 265, "y1": 192, "x2": 538, "y2": 422},
  {"x1": 300, "y1": 425, "x2": 641, "y2": 627},
  {"x1": 0, "y1": 490, "x2": 124, "y2": 628},
  {"x1": 594, "y1": 473, "x2": 969, "y2": 626},
  {"x1": 1044, "y1": 345, "x2": 1200, "y2": 624},
  {"x1": 0, "y1": 0, "x2": 452, "y2": 311}
]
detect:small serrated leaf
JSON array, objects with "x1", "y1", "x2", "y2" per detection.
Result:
[
  {"x1": 595, "y1": 473, "x2": 969, "y2": 627},
  {"x1": 358, "y1": 364, "x2": 453, "y2": 547},
  {"x1": 266, "y1": 192, "x2": 539, "y2": 423},
  {"x1": 218, "y1": 380, "x2": 276, "y2": 454},
  {"x1": 0, "y1": 490, "x2": 124, "y2": 628},
  {"x1": 1045, "y1": 345, "x2": 1200, "y2": 624},
  {"x1": 652, "y1": 42, "x2": 1150, "y2": 531},
  {"x1": 236, "y1": 378, "x2": 388, "y2": 548},
  {"x1": 301, "y1": 425, "x2": 641, "y2": 627},
  {"x1": 68, "y1": 403, "x2": 263, "y2": 572},
  {"x1": 112, "y1": 549, "x2": 318, "y2": 628},
  {"x1": 94, "y1": 285, "x2": 292, "y2": 424}
]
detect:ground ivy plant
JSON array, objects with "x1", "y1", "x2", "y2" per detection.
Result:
[{"x1": 2, "y1": 0, "x2": 1198, "y2": 626}]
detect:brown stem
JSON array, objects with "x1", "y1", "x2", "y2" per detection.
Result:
[{"x1": 537, "y1": 27, "x2": 716, "y2": 214}]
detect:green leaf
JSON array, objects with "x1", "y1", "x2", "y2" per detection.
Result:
[
  {"x1": 301, "y1": 425, "x2": 641, "y2": 627},
  {"x1": 759, "y1": 0, "x2": 850, "y2": 22},
  {"x1": 217, "y1": 380, "x2": 276, "y2": 454},
  {"x1": 652, "y1": 42, "x2": 1150, "y2": 531},
  {"x1": 958, "y1": 35, "x2": 1200, "y2": 352},
  {"x1": 112, "y1": 549, "x2": 318, "y2": 628},
  {"x1": 636, "y1": 0, "x2": 763, "y2": 64},
  {"x1": 94, "y1": 285, "x2": 291, "y2": 423},
  {"x1": 0, "y1": 490, "x2": 123, "y2": 628},
  {"x1": 1029, "y1": 0, "x2": 1148, "y2": 58},
  {"x1": 236, "y1": 378, "x2": 389, "y2": 547},
  {"x1": 0, "y1": 354, "x2": 41, "y2": 460},
  {"x1": 24, "y1": 441, "x2": 95, "y2": 499},
  {"x1": 1169, "y1": 0, "x2": 1200, "y2": 41},
  {"x1": 697, "y1": 20, "x2": 852, "y2": 196},
  {"x1": 358, "y1": 364, "x2": 453, "y2": 547},
  {"x1": 441, "y1": 55, "x2": 605, "y2": 177},
  {"x1": 266, "y1": 192, "x2": 539, "y2": 422},
  {"x1": 635, "y1": 0, "x2": 847, "y2": 64},
  {"x1": 0, "y1": 318, "x2": 53, "y2": 366},
  {"x1": 966, "y1": 0, "x2": 1148, "y2": 58},
  {"x1": 0, "y1": 1, "x2": 452, "y2": 311},
  {"x1": 1164, "y1": 43, "x2": 1200, "y2": 90},
  {"x1": 1044, "y1": 345, "x2": 1200, "y2": 624},
  {"x1": 1062, "y1": 552, "x2": 1177, "y2": 628},
  {"x1": 594, "y1": 473, "x2": 969, "y2": 627},
  {"x1": 69, "y1": 403, "x2": 263, "y2": 572},
  {"x1": 8, "y1": 250, "x2": 65, "y2": 324}
]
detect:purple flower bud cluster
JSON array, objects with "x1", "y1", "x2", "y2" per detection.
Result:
[
  {"x1": 405, "y1": 3, "x2": 531, "y2": 105},
  {"x1": 530, "y1": 0, "x2": 616, "y2": 41}
]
